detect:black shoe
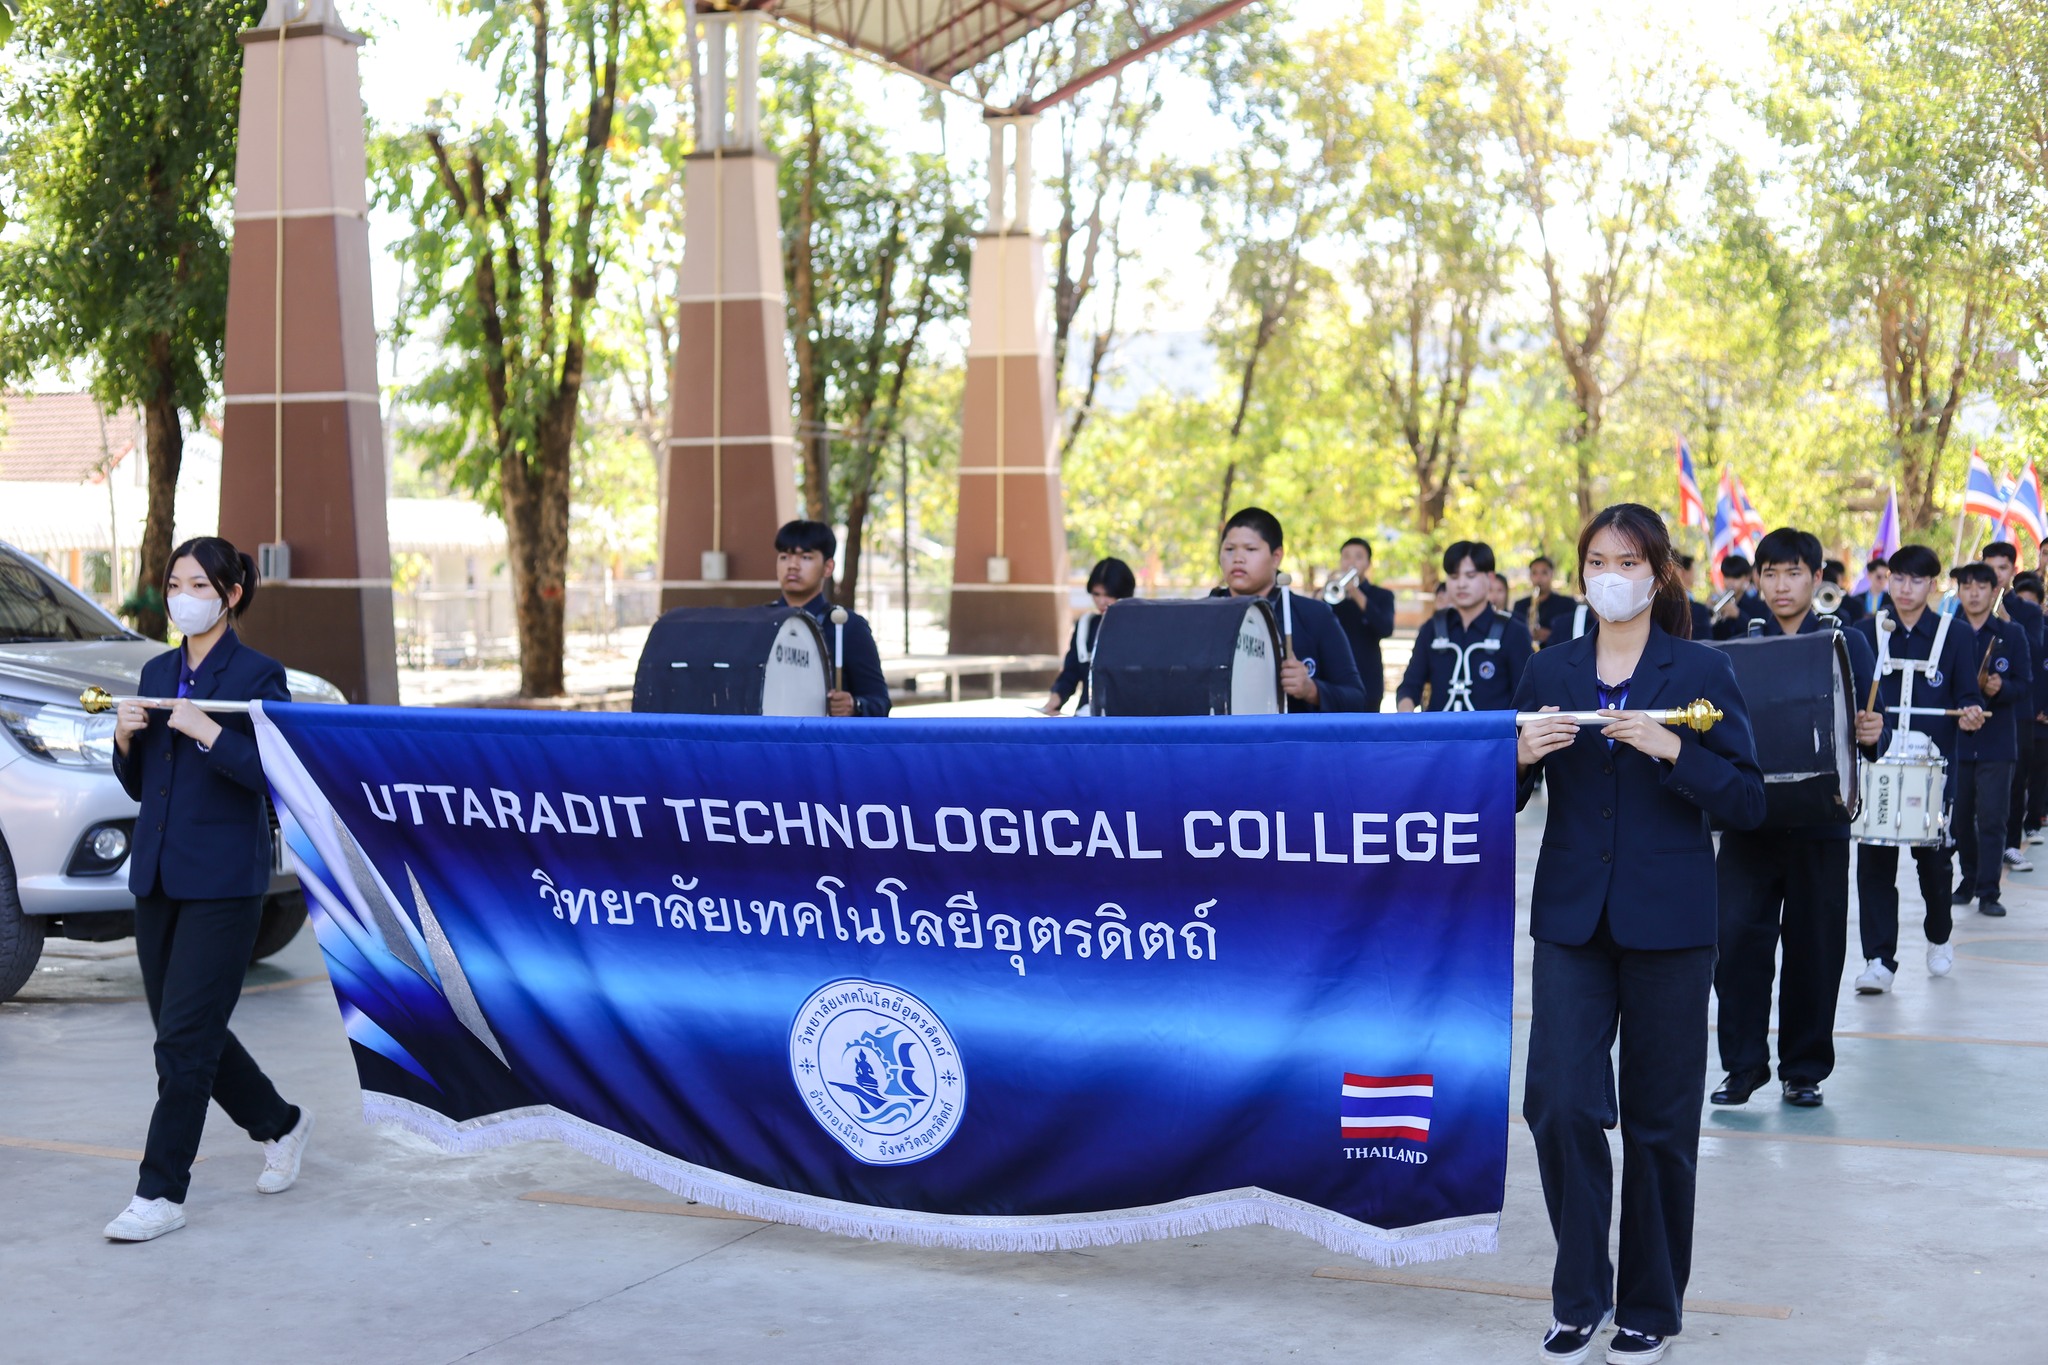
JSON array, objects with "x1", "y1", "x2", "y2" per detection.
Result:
[
  {"x1": 1606, "y1": 1328, "x2": 1668, "y2": 1362},
  {"x1": 1710, "y1": 1066, "x2": 1771, "y2": 1105},
  {"x1": 1782, "y1": 1081, "x2": 1824, "y2": 1107},
  {"x1": 1980, "y1": 898, "x2": 2007, "y2": 917},
  {"x1": 1951, "y1": 887, "x2": 1974, "y2": 905},
  {"x1": 1541, "y1": 1315, "x2": 1610, "y2": 1363}
]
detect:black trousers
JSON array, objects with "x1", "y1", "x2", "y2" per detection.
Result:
[
  {"x1": 133, "y1": 893, "x2": 297, "y2": 1203},
  {"x1": 2024, "y1": 726, "x2": 2048, "y2": 832},
  {"x1": 2007, "y1": 728, "x2": 2033, "y2": 847},
  {"x1": 1855, "y1": 842, "x2": 1954, "y2": 973},
  {"x1": 1955, "y1": 760, "x2": 2013, "y2": 901},
  {"x1": 1714, "y1": 832, "x2": 1848, "y2": 1085},
  {"x1": 1525, "y1": 918, "x2": 1714, "y2": 1339}
]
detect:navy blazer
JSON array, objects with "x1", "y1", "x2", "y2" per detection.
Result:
[
  {"x1": 1514, "y1": 623, "x2": 1767, "y2": 950},
  {"x1": 112, "y1": 630, "x2": 289, "y2": 900},
  {"x1": 1332, "y1": 581, "x2": 1397, "y2": 705},
  {"x1": 1051, "y1": 614, "x2": 1101, "y2": 708},
  {"x1": 1397, "y1": 605, "x2": 1536, "y2": 711}
]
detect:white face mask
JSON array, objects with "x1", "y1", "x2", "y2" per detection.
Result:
[
  {"x1": 1585, "y1": 571, "x2": 1655, "y2": 623},
  {"x1": 167, "y1": 592, "x2": 225, "y2": 638}
]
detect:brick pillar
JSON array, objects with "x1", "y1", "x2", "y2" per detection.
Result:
[
  {"x1": 949, "y1": 115, "x2": 1068, "y2": 656},
  {"x1": 658, "y1": 11, "x2": 797, "y2": 611},
  {"x1": 216, "y1": 1, "x2": 398, "y2": 704}
]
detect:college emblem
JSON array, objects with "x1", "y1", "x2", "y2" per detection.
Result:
[
  {"x1": 789, "y1": 978, "x2": 967, "y2": 1166},
  {"x1": 1929, "y1": 669, "x2": 1944, "y2": 687},
  {"x1": 1478, "y1": 661, "x2": 1497, "y2": 680},
  {"x1": 1997, "y1": 656, "x2": 2009, "y2": 673}
]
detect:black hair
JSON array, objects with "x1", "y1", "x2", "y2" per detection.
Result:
[
  {"x1": 1888, "y1": 544, "x2": 1941, "y2": 579},
  {"x1": 1866, "y1": 558, "x2": 1890, "y2": 574},
  {"x1": 1221, "y1": 507, "x2": 1283, "y2": 552},
  {"x1": 1341, "y1": 536, "x2": 1372, "y2": 558},
  {"x1": 1719, "y1": 553, "x2": 1752, "y2": 579},
  {"x1": 1951, "y1": 561, "x2": 1999, "y2": 587},
  {"x1": 1576, "y1": 503, "x2": 1692, "y2": 639},
  {"x1": 2013, "y1": 571, "x2": 2045, "y2": 598},
  {"x1": 165, "y1": 537, "x2": 259, "y2": 618},
  {"x1": 1530, "y1": 555, "x2": 1554, "y2": 571},
  {"x1": 1675, "y1": 553, "x2": 1696, "y2": 571},
  {"x1": 1823, "y1": 558, "x2": 1846, "y2": 583},
  {"x1": 1753, "y1": 527, "x2": 1823, "y2": 573},
  {"x1": 774, "y1": 520, "x2": 837, "y2": 559},
  {"x1": 1494, "y1": 572, "x2": 1511, "y2": 587},
  {"x1": 1086, "y1": 557, "x2": 1137, "y2": 599},
  {"x1": 1442, "y1": 540, "x2": 1496, "y2": 576},
  {"x1": 1983, "y1": 540, "x2": 2019, "y2": 563}
]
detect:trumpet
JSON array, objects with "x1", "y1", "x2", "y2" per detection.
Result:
[
  {"x1": 1709, "y1": 586, "x2": 1743, "y2": 616},
  {"x1": 1322, "y1": 567, "x2": 1360, "y2": 605},
  {"x1": 1814, "y1": 582, "x2": 1846, "y2": 616}
]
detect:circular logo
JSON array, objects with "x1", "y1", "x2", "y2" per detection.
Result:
[
  {"x1": 1997, "y1": 656, "x2": 2009, "y2": 673},
  {"x1": 1929, "y1": 669, "x2": 1944, "y2": 687},
  {"x1": 1304, "y1": 656, "x2": 1319, "y2": 677},
  {"x1": 789, "y1": 978, "x2": 967, "y2": 1166},
  {"x1": 1478, "y1": 660, "x2": 1497, "y2": 680}
]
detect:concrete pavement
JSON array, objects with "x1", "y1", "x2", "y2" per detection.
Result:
[{"x1": 3, "y1": 794, "x2": 2045, "y2": 1363}]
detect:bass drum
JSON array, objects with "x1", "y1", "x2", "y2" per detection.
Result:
[
  {"x1": 1087, "y1": 598, "x2": 1281, "y2": 716},
  {"x1": 1705, "y1": 630, "x2": 1860, "y2": 826},
  {"x1": 632, "y1": 606, "x2": 830, "y2": 716}
]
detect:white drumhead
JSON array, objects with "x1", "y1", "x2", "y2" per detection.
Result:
[
  {"x1": 762, "y1": 616, "x2": 829, "y2": 716},
  {"x1": 1230, "y1": 605, "x2": 1281, "y2": 715}
]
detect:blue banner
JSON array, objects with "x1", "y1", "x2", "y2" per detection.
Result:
[{"x1": 255, "y1": 705, "x2": 1514, "y2": 1263}]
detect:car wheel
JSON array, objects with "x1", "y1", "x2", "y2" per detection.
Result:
[
  {"x1": 0, "y1": 837, "x2": 47, "y2": 1004},
  {"x1": 250, "y1": 891, "x2": 308, "y2": 964}
]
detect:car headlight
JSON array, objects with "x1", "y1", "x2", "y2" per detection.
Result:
[{"x1": 0, "y1": 695, "x2": 118, "y2": 767}]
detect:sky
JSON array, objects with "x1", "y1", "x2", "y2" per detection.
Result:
[{"x1": 343, "y1": 0, "x2": 1793, "y2": 394}]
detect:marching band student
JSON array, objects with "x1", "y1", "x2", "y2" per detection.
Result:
[
  {"x1": 1329, "y1": 536, "x2": 1396, "y2": 712},
  {"x1": 1842, "y1": 558, "x2": 1890, "y2": 624},
  {"x1": 1710, "y1": 529, "x2": 1884, "y2": 1111},
  {"x1": 1211, "y1": 507, "x2": 1367, "y2": 712},
  {"x1": 1514, "y1": 503, "x2": 1765, "y2": 1365},
  {"x1": 1982, "y1": 541, "x2": 2042, "y2": 870},
  {"x1": 1710, "y1": 554, "x2": 1769, "y2": 639},
  {"x1": 1850, "y1": 545, "x2": 1985, "y2": 994},
  {"x1": 1674, "y1": 555, "x2": 1714, "y2": 641},
  {"x1": 1948, "y1": 562, "x2": 2030, "y2": 918},
  {"x1": 1042, "y1": 557, "x2": 1136, "y2": 715},
  {"x1": 2011, "y1": 570, "x2": 2048, "y2": 843},
  {"x1": 104, "y1": 538, "x2": 312, "y2": 1242},
  {"x1": 1512, "y1": 555, "x2": 1578, "y2": 647},
  {"x1": 1398, "y1": 541, "x2": 1535, "y2": 712},
  {"x1": 770, "y1": 520, "x2": 890, "y2": 717},
  {"x1": 1490, "y1": 572, "x2": 1512, "y2": 612}
]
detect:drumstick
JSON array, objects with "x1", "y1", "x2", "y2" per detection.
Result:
[
  {"x1": 1864, "y1": 611, "x2": 1892, "y2": 713},
  {"x1": 1275, "y1": 572, "x2": 1295, "y2": 660},
  {"x1": 829, "y1": 607, "x2": 848, "y2": 694}
]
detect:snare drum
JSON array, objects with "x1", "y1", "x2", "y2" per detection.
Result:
[
  {"x1": 632, "y1": 606, "x2": 830, "y2": 716},
  {"x1": 1087, "y1": 598, "x2": 1281, "y2": 716},
  {"x1": 1850, "y1": 733, "x2": 1949, "y2": 846}
]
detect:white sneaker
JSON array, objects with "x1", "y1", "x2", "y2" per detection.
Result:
[
  {"x1": 257, "y1": 1107, "x2": 313, "y2": 1194},
  {"x1": 2004, "y1": 847, "x2": 2033, "y2": 871},
  {"x1": 1927, "y1": 943, "x2": 1955, "y2": 977},
  {"x1": 1853, "y1": 958, "x2": 1894, "y2": 994},
  {"x1": 104, "y1": 1195, "x2": 185, "y2": 1242}
]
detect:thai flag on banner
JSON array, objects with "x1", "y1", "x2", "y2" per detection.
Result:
[
  {"x1": 1675, "y1": 437, "x2": 1705, "y2": 529},
  {"x1": 2008, "y1": 465, "x2": 2047, "y2": 545},
  {"x1": 1963, "y1": 450, "x2": 2007, "y2": 521},
  {"x1": 1342, "y1": 1072, "x2": 1433, "y2": 1143},
  {"x1": 1852, "y1": 487, "x2": 1901, "y2": 593}
]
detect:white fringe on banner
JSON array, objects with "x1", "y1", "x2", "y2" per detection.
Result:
[{"x1": 361, "y1": 1093, "x2": 1499, "y2": 1265}]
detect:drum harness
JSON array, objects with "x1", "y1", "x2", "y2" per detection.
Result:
[
  {"x1": 1879, "y1": 604, "x2": 1956, "y2": 752},
  {"x1": 1431, "y1": 608, "x2": 1507, "y2": 712}
]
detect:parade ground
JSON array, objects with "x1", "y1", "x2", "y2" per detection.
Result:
[{"x1": 4, "y1": 791, "x2": 2045, "y2": 1364}]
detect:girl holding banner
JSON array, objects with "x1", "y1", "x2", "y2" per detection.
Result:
[{"x1": 1512, "y1": 504, "x2": 1766, "y2": 1364}]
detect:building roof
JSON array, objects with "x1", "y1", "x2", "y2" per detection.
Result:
[
  {"x1": 766, "y1": 0, "x2": 1092, "y2": 86},
  {"x1": 0, "y1": 391, "x2": 141, "y2": 484}
]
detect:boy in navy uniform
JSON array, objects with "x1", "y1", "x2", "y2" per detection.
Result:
[
  {"x1": 1711, "y1": 529, "x2": 1885, "y2": 1109},
  {"x1": 1949, "y1": 561, "x2": 2030, "y2": 917},
  {"x1": 769, "y1": 520, "x2": 890, "y2": 717},
  {"x1": 1210, "y1": 507, "x2": 1367, "y2": 712},
  {"x1": 1677, "y1": 553, "x2": 1715, "y2": 640},
  {"x1": 1329, "y1": 536, "x2": 1397, "y2": 711},
  {"x1": 1510, "y1": 555, "x2": 1577, "y2": 647},
  {"x1": 1982, "y1": 541, "x2": 2043, "y2": 869},
  {"x1": 1710, "y1": 553, "x2": 1771, "y2": 639},
  {"x1": 2012, "y1": 571, "x2": 2048, "y2": 843},
  {"x1": 1850, "y1": 545, "x2": 1986, "y2": 993},
  {"x1": 1397, "y1": 540, "x2": 1535, "y2": 712}
]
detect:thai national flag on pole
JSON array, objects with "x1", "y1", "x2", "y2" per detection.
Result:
[
  {"x1": 1963, "y1": 450, "x2": 2007, "y2": 521},
  {"x1": 1341, "y1": 1072, "x2": 1433, "y2": 1143},
  {"x1": 2009, "y1": 465, "x2": 2047, "y2": 545},
  {"x1": 1710, "y1": 469, "x2": 1741, "y2": 575},
  {"x1": 1675, "y1": 437, "x2": 1705, "y2": 530},
  {"x1": 1851, "y1": 488, "x2": 1901, "y2": 593},
  {"x1": 1730, "y1": 469, "x2": 1767, "y2": 546}
]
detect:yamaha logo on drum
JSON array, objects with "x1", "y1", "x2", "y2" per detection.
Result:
[
  {"x1": 790, "y1": 979, "x2": 967, "y2": 1166},
  {"x1": 774, "y1": 641, "x2": 813, "y2": 668},
  {"x1": 1238, "y1": 633, "x2": 1267, "y2": 660}
]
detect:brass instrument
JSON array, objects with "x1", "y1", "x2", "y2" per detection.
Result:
[
  {"x1": 1322, "y1": 567, "x2": 1360, "y2": 605},
  {"x1": 1978, "y1": 634, "x2": 2000, "y2": 697},
  {"x1": 1710, "y1": 586, "x2": 1743, "y2": 616},
  {"x1": 1814, "y1": 582, "x2": 1846, "y2": 616},
  {"x1": 1514, "y1": 698, "x2": 1726, "y2": 733}
]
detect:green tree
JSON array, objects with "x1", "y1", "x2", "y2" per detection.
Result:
[
  {"x1": 380, "y1": 0, "x2": 663, "y2": 696},
  {"x1": 0, "y1": 0, "x2": 263, "y2": 639}
]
